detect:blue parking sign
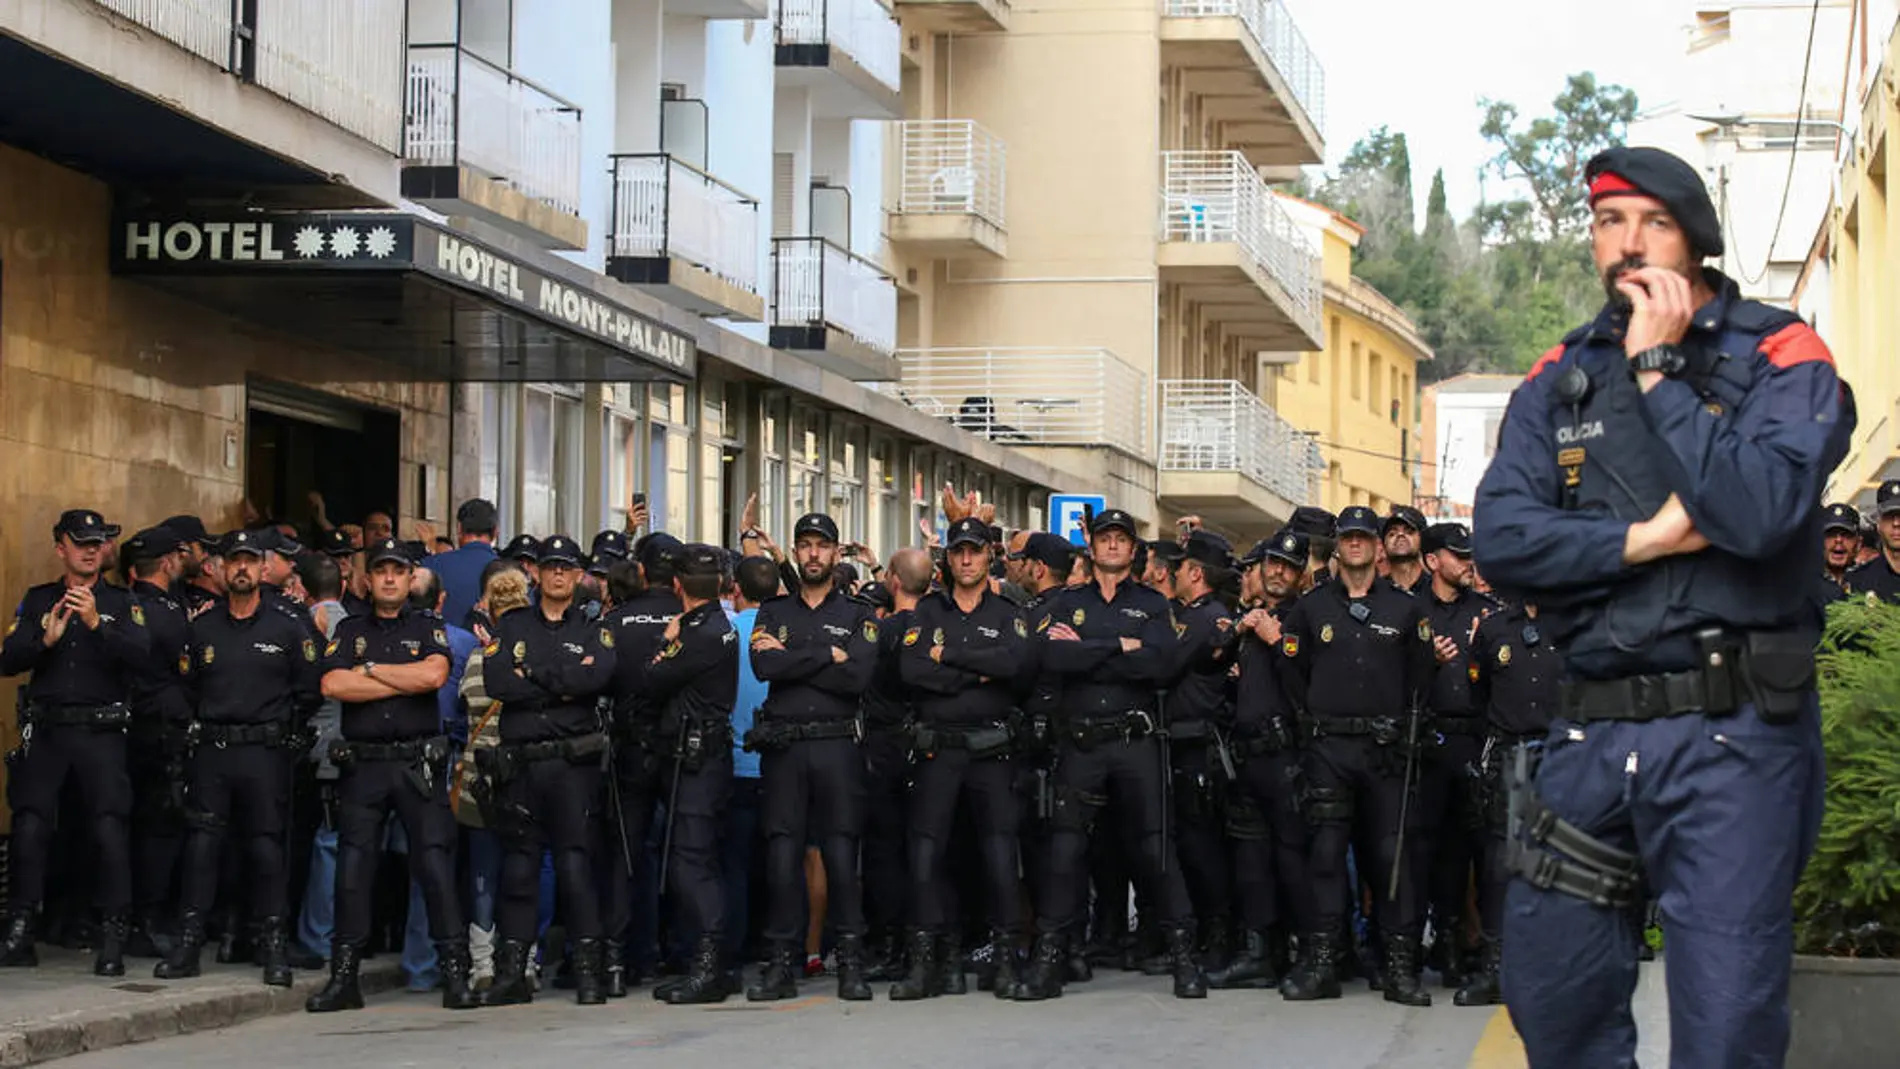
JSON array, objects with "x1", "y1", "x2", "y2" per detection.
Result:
[{"x1": 1048, "y1": 494, "x2": 1107, "y2": 547}]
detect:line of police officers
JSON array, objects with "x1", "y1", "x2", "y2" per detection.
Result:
[{"x1": 7, "y1": 485, "x2": 1888, "y2": 1011}]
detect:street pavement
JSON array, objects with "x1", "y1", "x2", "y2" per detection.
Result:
[{"x1": 41, "y1": 962, "x2": 1673, "y2": 1069}]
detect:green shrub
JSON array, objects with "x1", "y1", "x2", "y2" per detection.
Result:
[{"x1": 1795, "y1": 597, "x2": 1900, "y2": 957}]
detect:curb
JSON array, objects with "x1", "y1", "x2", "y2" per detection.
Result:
[{"x1": 0, "y1": 960, "x2": 403, "y2": 1068}]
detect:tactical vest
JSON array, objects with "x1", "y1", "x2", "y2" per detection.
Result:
[{"x1": 1542, "y1": 301, "x2": 1846, "y2": 678}]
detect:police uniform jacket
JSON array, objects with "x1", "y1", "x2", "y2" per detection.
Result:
[
  {"x1": 1844, "y1": 555, "x2": 1900, "y2": 606},
  {"x1": 606, "y1": 589, "x2": 683, "y2": 721},
  {"x1": 864, "y1": 606, "x2": 915, "y2": 729},
  {"x1": 129, "y1": 579, "x2": 193, "y2": 729},
  {"x1": 321, "y1": 605, "x2": 453, "y2": 742},
  {"x1": 1423, "y1": 586, "x2": 1497, "y2": 722},
  {"x1": 1278, "y1": 577, "x2": 1435, "y2": 722},
  {"x1": 1468, "y1": 604, "x2": 1561, "y2": 739},
  {"x1": 645, "y1": 601, "x2": 739, "y2": 728},
  {"x1": 1030, "y1": 577, "x2": 1177, "y2": 721},
  {"x1": 748, "y1": 587, "x2": 876, "y2": 724},
  {"x1": 1168, "y1": 592, "x2": 1238, "y2": 728},
  {"x1": 187, "y1": 599, "x2": 324, "y2": 728},
  {"x1": 1, "y1": 579, "x2": 149, "y2": 707},
  {"x1": 1233, "y1": 601, "x2": 1299, "y2": 739},
  {"x1": 900, "y1": 588, "x2": 1025, "y2": 727},
  {"x1": 481, "y1": 603, "x2": 617, "y2": 743}
]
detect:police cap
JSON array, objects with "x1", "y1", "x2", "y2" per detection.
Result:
[
  {"x1": 591, "y1": 529, "x2": 630, "y2": 564},
  {"x1": 1263, "y1": 528, "x2": 1309, "y2": 569},
  {"x1": 217, "y1": 529, "x2": 268, "y2": 559},
  {"x1": 793, "y1": 513, "x2": 840, "y2": 544},
  {"x1": 1422, "y1": 522, "x2": 1473, "y2": 557},
  {"x1": 1585, "y1": 146, "x2": 1725, "y2": 258},
  {"x1": 1147, "y1": 538, "x2": 1187, "y2": 564},
  {"x1": 1181, "y1": 530, "x2": 1234, "y2": 571},
  {"x1": 1384, "y1": 505, "x2": 1427, "y2": 537},
  {"x1": 635, "y1": 531, "x2": 684, "y2": 572},
  {"x1": 54, "y1": 509, "x2": 120, "y2": 544},
  {"x1": 536, "y1": 535, "x2": 584, "y2": 568},
  {"x1": 122, "y1": 526, "x2": 182, "y2": 567},
  {"x1": 501, "y1": 534, "x2": 541, "y2": 562},
  {"x1": 1878, "y1": 480, "x2": 1900, "y2": 517},
  {"x1": 318, "y1": 528, "x2": 356, "y2": 557},
  {"x1": 676, "y1": 542, "x2": 724, "y2": 579},
  {"x1": 1088, "y1": 508, "x2": 1138, "y2": 537},
  {"x1": 856, "y1": 581, "x2": 894, "y2": 612},
  {"x1": 160, "y1": 515, "x2": 217, "y2": 549},
  {"x1": 1822, "y1": 503, "x2": 1862, "y2": 534},
  {"x1": 944, "y1": 517, "x2": 991, "y2": 551},
  {"x1": 364, "y1": 537, "x2": 415, "y2": 569},
  {"x1": 1335, "y1": 506, "x2": 1381, "y2": 539},
  {"x1": 1289, "y1": 506, "x2": 1337, "y2": 539},
  {"x1": 1011, "y1": 532, "x2": 1073, "y2": 572}
]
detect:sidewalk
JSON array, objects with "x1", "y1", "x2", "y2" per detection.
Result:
[{"x1": 0, "y1": 948, "x2": 401, "y2": 1068}]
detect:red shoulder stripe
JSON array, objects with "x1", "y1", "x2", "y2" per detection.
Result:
[
  {"x1": 1525, "y1": 344, "x2": 1565, "y2": 381},
  {"x1": 1761, "y1": 323, "x2": 1834, "y2": 370}
]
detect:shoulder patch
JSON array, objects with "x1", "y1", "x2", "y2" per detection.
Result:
[
  {"x1": 130, "y1": 603, "x2": 145, "y2": 627},
  {"x1": 660, "y1": 640, "x2": 683, "y2": 659},
  {"x1": 1525, "y1": 343, "x2": 1566, "y2": 382},
  {"x1": 177, "y1": 652, "x2": 190, "y2": 675},
  {"x1": 1282, "y1": 635, "x2": 1300, "y2": 657},
  {"x1": 599, "y1": 628, "x2": 614, "y2": 649},
  {"x1": 1014, "y1": 617, "x2": 1027, "y2": 638},
  {"x1": 302, "y1": 639, "x2": 316, "y2": 663},
  {"x1": 1036, "y1": 616, "x2": 1051, "y2": 633},
  {"x1": 5, "y1": 619, "x2": 14, "y2": 637},
  {"x1": 1468, "y1": 662, "x2": 1480, "y2": 683},
  {"x1": 903, "y1": 626, "x2": 920, "y2": 647},
  {"x1": 483, "y1": 640, "x2": 500, "y2": 658},
  {"x1": 1417, "y1": 618, "x2": 1434, "y2": 642},
  {"x1": 433, "y1": 628, "x2": 447, "y2": 648},
  {"x1": 863, "y1": 620, "x2": 879, "y2": 643},
  {"x1": 325, "y1": 639, "x2": 340, "y2": 657},
  {"x1": 1760, "y1": 323, "x2": 1833, "y2": 371}
]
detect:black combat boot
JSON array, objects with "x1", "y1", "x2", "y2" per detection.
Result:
[
  {"x1": 1064, "y1": 922, "x2": 1094, "y2": 982},
  {"x1": 864, "y1": 930, "x2": 901, "y2": 983},
  {"x1": 888, "y1": 929, "x2": 938, "y2": 1001},
  {"x1": 1428, "y1": 931, "x2": 1464, "y2": 989},
  {"x1": 835, "y1": 932, "x2": 873, "y2": 1001},
  {"x1": 154, "y1": 910, "x2": 205, "y2": 980},
  {"x1": 127, "y1": 910, "x2": 166, "y2": 959},
  {"x1": 602, "y1": 939, "x2": 629, "y2": 999},
  {"x1": 214, "y1": 908, "x2": 248, "y2": 965},
  {"x1": 437, "y1": 937, "x2": 481, "y2": 1010},
  {"x1": 482, "y1": 939, "x2": 535, "y2": 1007},
  {"x1": 1199, "y1": 915, "x2": 1234, "y2": 974},
  {"x1": 1206, "y1": 927, "x2": 1276, "y2": 989},
  {"x1": 93, "y1": 913, "x2": 129, "y2": 977},
  {"x1": 660, "y1": 934, "x2": 730, "y2": 1005},
  {"x1": 1382, "y1": 934, "x2": 1433, "y2": 1007},
  {"x1": 1011, "y1": 931, "x2": 1067, "y2": 1001},
  {"x1": 1279, "y1": 931, "x2": 1343, "y2": 1001},
  {"x1": 572, "y1": 938, "x2": 607, "y2": 1005},
  {"x1": 1137, "y1": 921, "x2": 1172, "y2": 977},
  {"x1": 937, "y1": 933, "x2": 967, "y2": 995},
  {"x1": 990, "y1": 930, "x2": 1025, "y2": 1000},
  {"x1": 1454, "y1": 938, "x2": 1503, "y2": 1007},
  {"x1": 746, "y1": 942, "x2": 801, "y2": 1001},
  {"x1": 1166, "y1": 926, "x2": 1208, "y2": 999},
  {"x1": 257, "y1": 918, "x2": 293, "y2": 987},
  {"x1": 305, "y1": 943, "x2": 366, "y2": 1013}
]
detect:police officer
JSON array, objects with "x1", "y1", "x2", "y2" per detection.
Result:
[
  {"x1": 121, "y1": 527, "x2": 195, "y2": 958},
  {"x1": 1018, "y1": 508, "x2": 1206, "y2": 1001},
  {"x1": 1160, "y1": 531, "x2": 1242, "y2": 974},
  {"x1": 0, "y1": 510, "x2": 148, "y2": 974},
  {"x1": 479, "y1": 535, "x2": 616, "y2": 1007},
  {"x1": 1456, "y1": 597, "x2": 1559, "y2": 1007},
  {"x1": 318, "y1": 530, "x2": 371, "y2": 618},
  {"x1": 1382, "y1": 506, "x2": 1429, "y2": 595},
  {"x1": 1412, "y1": 521, "x2": 1496, "y2": 990},
  {"x1": 308, "y1": 538, "x2": 476, "y2": 1013},
  {"x1": 1289, "y1": 507, "x2": 1338, "y2": 587},
  {"x1": 862, "y1": 548, "x2": 934, "y2": 981},
  {"x1": 1819, "y1": 504, "x2": 1861, "y2": 596},
  {"x1": 1845, "y1": 480, "x2": 1900, "y2": 604},
  {"x1": 501, "y1": 534, "x2": 542, "y2": 586},
  {"x1": 643, "y1": 544, "x2": 739, "y2": 1005},
  {"x1": 744, "y1": 512, "x2": 877, "y2": 1003},
  {"x1": 1211, "y1": 528, "x2": 1314, "y2": 991},
  {"x1": 889, "y1": 518, "x2": 1028, "y2": 1001},
  {"x1": 156, "y1": 530, "x2": 324, "y2": 985},
  {"x1": 1474, "y1": 144, "x2": 1852, "y2": 1068},
  {"x1": 1277, "y1": 505, "x2": 1437, "y2": 1005},
  {"x1": 159, "y1": 516, "x2": 223, "y2": 618}
]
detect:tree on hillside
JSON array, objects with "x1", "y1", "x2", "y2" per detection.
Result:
[{"x1": 1478, "y1": 72, "x2": 1640, "y2": 242}]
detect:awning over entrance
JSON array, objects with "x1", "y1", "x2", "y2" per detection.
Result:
[{"x1": 109, "y1": 212, "x2": 697, "y2": 383}]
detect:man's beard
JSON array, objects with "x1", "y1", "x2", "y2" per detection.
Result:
[
  {"x1": 800, "y1": 563, "x2": 829, "y2": 587},
  {"x1": 1387, "y1": 549, "x2": 1419, "y2": 564},
  {"x1": 1603, "y1": 255, "x2": 1646, "y2": 312}
]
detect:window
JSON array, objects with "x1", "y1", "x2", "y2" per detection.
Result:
[
  {"x1": 789, "y1": 406, "x2": 824, "y2": 520},
  {"x1": 868, "y1": 438, "x2": 898, "y2": 558},
  {"x1": 604, "y1": 392, "x2": 641, "y2": 532},
  {"x1": 1316, "y1": 316, "x2": 1337, "y2": 384},
  {"x1": 700, "y1": 383, "x2": 735, "y2": 543},
  {"x1": 477, "y1": 385, "x2": 511, "y2": 531},
  {"x1": 829, "y1": 423, "x2": 865, "y2": 542},
  {"x1": 1369, "y1": 352, "x2": 1384, "y2": 414},
  {"x1": 1388, "y1": 366, "x2": 1400, "y2": 422},
  {"x1": 647, "y1": 384, "x2": 693, "y2": 537},
  {"x1": 761, "y1": 397, "x2": 786, "y2": 537},
  {"x1": 1350, "y1": 342, "x2": 1363, "y2": 401},
  {"x1": 521, "y1": 389, "x2": 553, "y2": 538}
]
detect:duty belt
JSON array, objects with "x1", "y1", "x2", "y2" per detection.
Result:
[
  {"x1": 1436, "y1": 716, "x2": 1486, "y2": 736},
  {"x1": 500, "y1": 732, "x2": 610, "y2": 763},
  {"x1": 1166, "y1": 719, "x2": 1217, "y2": 741},
  {"x1": 27, "y1": 703, "x2": 130, "y2": 729},
  {"x1": 1306, "y1": 716, "x2": 1403, "y2": 745},
  {"x1": 912, "y1": 721, "x2": 1013, "y2": 758},
  {"x1": 329, "y1": 736, "x2": 447, "y2": 765},
  {"x1": 1560, "y1": 668, "x2": 1736, "y2": 723},
  {"x1": 743, "y1": 717, "x2": 861, "y2": 753},
  {"x1": 199, "y1": 721, "x2": 292, "y2": 748},
  {"x1": 1509, "y1": 784, "x2": 1643, "y2": 909},
  {"x1": 1065, "y1": 711, "x2": 1156, "y2": 749}
]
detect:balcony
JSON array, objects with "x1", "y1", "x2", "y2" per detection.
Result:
[
  {"x1": 1158, "y1": 151, "x2": 1322, "y2": 350},
  {"x1": 607, "y1": 155, "x2": 765, "y2": 322},
  {"x1": 772, "y1": 0, "x2": 903, "y2": 120},
  {"x1": 893, "y1": 0, "x2": 1009, "y2": 33},
  {"x1": 1158, "y1": 379, "x2": 1320, "y2": 529},
  {"x1": 874, "y1": 348, "x2": 1151, "y2": 462},
  {"x1": 666, "y1": 0, "x2": 771, "y2": 19},
  {"x1": 1160, "y1": 0, "x2": 1325, "y2": 167},
  {"x1": 771, "y1": 237, "x2": 900, "y2": 380},
  {"x1": 885, "y1": 121, "x2": 1008, "y2": 260},
  {"x1": 403, "y1": 44, "x2": 587, "y2": 250}
]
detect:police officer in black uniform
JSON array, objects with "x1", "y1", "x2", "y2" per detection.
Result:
[
  {"x1": 1383, "y1": 506, "x2": 1429, "y2": 595},
  {"x1": 121, "y1": 527, "x2": 195, "y2": 958},
  {"x1": 479, "y1": 535, "x2": 617, "y2": 1007},
  {"x1": 744, "y1": 512, "x2": 878, "y2": 1003},
  {"x1": 0, "y1": 510, "x2": 148, "y2": 974},
  {"x1": 1289, "y1": 507, "x2": 1338, "y2": 587},
  {"x1": 1456, "y1": 597, "x2": 1559, "y2": 1006},
  {"x1": 1819, "y1": 504, "x2": 1860, "y2": 598},
  {"x1": 643, "y1": 544, "x2": 740, "y2": 1005},
  {"x1": 1018, "y1": 508, "x2": 1207, "y2": 1001},
  {"x1": 156, "y1": 530, "x2": 324, "y2": 985},
  {"x1": 862, "y1": 548, "x2": 932, "y2": 981},
  {"x1": 308, "y1": 538, "x2": 475, "y2": 1013},
  {"x1": 1845, "y1": 480, "x2": 1900, "y2": 604},
  {"x1": 889, "y1": 518, "x2": 1028, "y2": 1002},
  {"x1": 317, "y1": 530, "x2": 371, "y2": 619},
  {"x1": 1277, "y1": 505, "x2": 1437, "y2": 1006},
  {"x1": 159, "y1": 516, "x2": 223, "y2": 619},
  {"x1": 1160, "y1": 531, "x2": 1242, "y2": 974}
]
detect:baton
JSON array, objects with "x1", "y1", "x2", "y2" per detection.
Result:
[
  {"x1": 657, "y1": 716, "x2": 689, "y2": 891},
  {"x1": 1389, "y1": 698, "x2": 1423, "y2": 903}
]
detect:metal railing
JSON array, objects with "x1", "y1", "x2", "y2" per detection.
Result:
[
  {"x1": 890, "y1": 120, "x2": 1007, "y2": 229},
  {"x1": 254, "y1": 0, "x2": 406, "y2": 153},
  {"x1": 610, "y1": 155, "x2": 762, "y2": 296},
  {"x1": 773, "y1": 0, "x2": 902, "y2": 93},
  {"x1": 94, "y1": 0, "x2": 233, "y2": 69},
  {"x1": 1161, "y1": 0, "x2": 1326, "y2": 135},
  {"x1": 1159, "y1": 380, "x2": 1320, "y2": 503},
  {"x1": 773, "y1": 237, "x2": 898, "y2": 356},
  {"x1": 405, "y1": 44, "x2": 583, "y2": 216},
  {"x1": 874, "y1": 348, "x2": 1152, "y2": 460},
  {"x1": 1161, "y1": 150, "x2": 1321, "y2": 339}
]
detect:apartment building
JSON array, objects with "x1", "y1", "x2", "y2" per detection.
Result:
[
  {"x1": 1416, "y1": 374, "x2": 1517, "y2": 524},
  {"x1": 878, "y1": 0, "x2": 1330, "y2": 539}
]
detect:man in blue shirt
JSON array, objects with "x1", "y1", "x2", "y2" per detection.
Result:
[
  {"x1": 421, "y1": 499, "x2": 500, "y2": 631},
  {"x1": 721, "y1": 555, "x2": 778, "y2": 976}
]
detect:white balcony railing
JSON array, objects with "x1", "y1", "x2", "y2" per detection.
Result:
[
  {"x1": 875, "y1": 348, "x2": 1152, "y2": 461},
  {"x1": 94, "y1": 0, "x2": 233, "y2": 68},
  {"x1": 611, "y1": 155, "x2": 762, "y2": 297},
  {"x1": 1162, "y1": 0, "x2": 1326, "y2": 135},
  {"x1": 890, "y1": 120, "x2": 1007, "y2": 229},
  {"x1": 1162, "y1": 150, "x2": 1321, "y2": 338},
  {"x1": 774, "y1": 0, "x2": 902, "y2": 93},
  {"x1": 404, "y1": 45, "x2": 583, "y2": 216},
  {"x1": 774, "y1": 237, "x2": 898, "y2": 356},
  {"x1": 1159, "y1": 379, "x2": 1320, "y2": 504},
  {"x1": 254, "y1": 0, "x2": 407, "y2": 153}
]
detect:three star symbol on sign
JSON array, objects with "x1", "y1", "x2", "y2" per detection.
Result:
[{"x1": 290, "y1": 224, "x2": 399, "y2": 260}]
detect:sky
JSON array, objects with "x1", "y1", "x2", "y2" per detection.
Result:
[{"x1": 1276, "y1": 0, "x2": 1699, "y2": 221}]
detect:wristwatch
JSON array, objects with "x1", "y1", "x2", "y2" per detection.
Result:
[{"x1": 1630, "y1": 344, "x2": 1687, "y2": 376}]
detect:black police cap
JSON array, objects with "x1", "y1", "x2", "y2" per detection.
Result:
[
  {"x1": 318, "y1": 529, "x2": 356, "y2": 557},
  {"x1": 1335, "y1": 506, "x2": 1381, "y2": 538},
  {"x1": 1289, "y1": 506, "x2": 1337, "y2": 539},
  {"x1": 365, "y1": 537, "x2": 416, "y2": 568},
  {"x1": 635, "y1": 531, "x2": 684, "y2": 571},
  {"x1": 1147, "y1": 538, "x2": 1187, "y2": 563},
  {"x1": 1422, "y1": 522, "x2": 1473, "y2": 557},
  {"x1": 856, "y1": 581, "x2": 894, "y2": 612},
  {"x1": 591, "y1": 529, "x2": 630, "y2": 562},
  {"x1": 1383, "y1": 505, "x2": 1427, "y2": 537},
  {"x1": 1088, "y1": 508, "x2": 1137, "y2": 536},
  {"x1": 793, "y1": 513, "x2": 840, "y2": 544},
  {"x1": 122, "y1": 526, "x2": 182, "y2": 566},
  {"x1": 160, "y1": 514, "x2": 216, "y2": 548},
  {"x1": 1585, "y1": 146, "x2": 1725, "y2": 259},
  {"x1": 536, "y1": 535, "x2": 584, "y2": 568},
  {"x1": 501, "y1": 534, "x2": 542, "y2": 561},
  {"x1": 1822, "y1": 503, "x2": 1862, "y2": 534},
  {"x1": 218, "y1": 529, "x2": 268, "y2": 559},
  {"x1": 1012, "y1": 532, "x2": 1073, "y2": 572},
  {"x1": 1878, "y1": 480, "x2": 1900, "y2": 517},
  {"x1": 54, "y1": 509, "x2": 120, "y2": 544},
  {"x1": 945, "y1": 517, "x2": 990, "y2": 551},
  {"x1": 1263, "y1": 528, "x2": 1309, "y2": 569},
  {"x1": 1181, "y1": 530, "x2": 1234, "y2": 571},
  {"x1": 676, "y1": 542, "x2": 724, "y2": 578}
]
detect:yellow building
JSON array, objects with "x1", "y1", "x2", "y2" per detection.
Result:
[
  {"x1": 1818, "y1": 12, "x2": 1900, "y2": 505},
  {"x1": 1263, "y1": 197, "x2": 1429, "y2": 513}
]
